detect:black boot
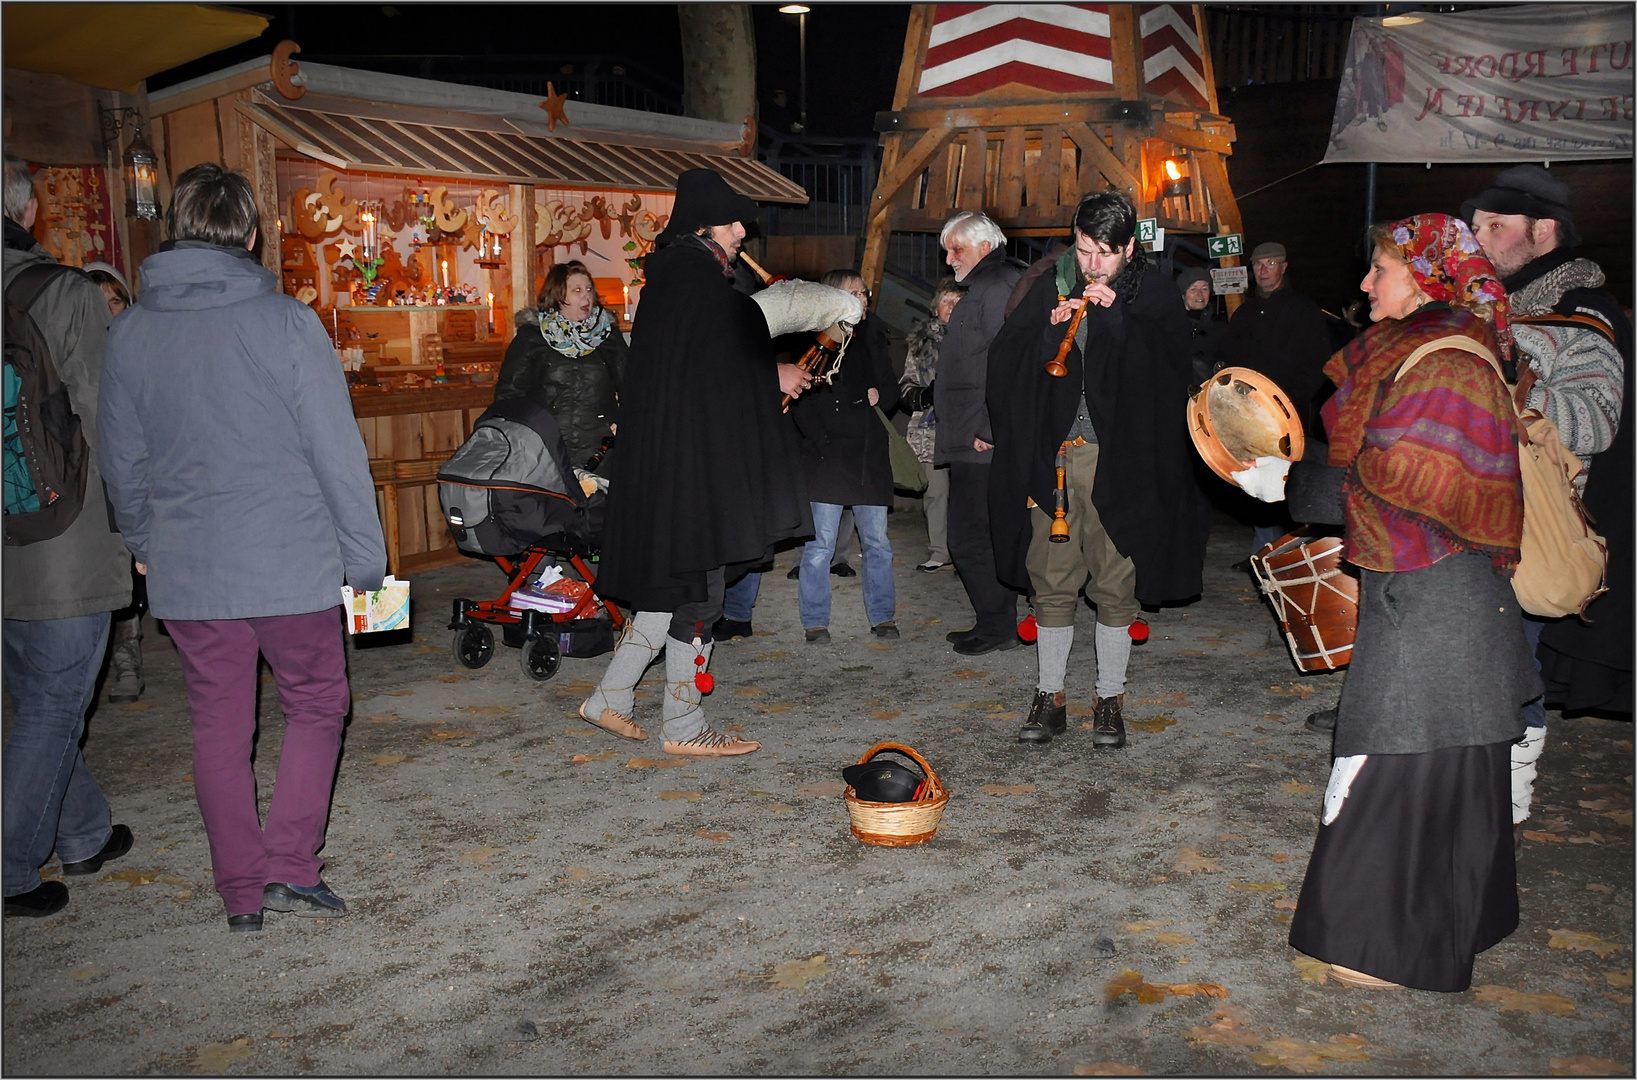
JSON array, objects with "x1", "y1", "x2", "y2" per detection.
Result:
[
  {"x1": 1304, "y1": 707, "x2": 1338, "y2": 733},
  {"x1": 1091, "y1": 695, "x2": 1126, "y2": 749},
  {"x1": 1017, "y1": 690, "x2": 1067, "y2": 745}
]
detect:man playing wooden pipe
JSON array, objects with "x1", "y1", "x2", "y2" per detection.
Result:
[
  {"x1": 987, "y1": 190, "x2": 1208, "y2": 749},
  {"x1": 584, "y1": 167, "x2": 857, "y2": 758}
]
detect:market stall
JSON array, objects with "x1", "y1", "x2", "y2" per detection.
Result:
[{"x1": 147, "y1": 53, "x2": 808, "y2": 572}]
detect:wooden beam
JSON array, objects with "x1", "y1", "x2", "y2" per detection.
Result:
[
  {"x1": 1194, "y1": 151, "x2": 1245, "y2": 315},
  {"x1": 998, "y1": 127, "x2": 1025, "y2": 219},
  {"x1": 877, "y1": 99, "x2": 1154, "y2": 135},
  {"x1": 509, "y1": 183, "x2": 535, "y2": 318},
  {"x1": 1152, "y1": 121, "x2": 1233, "y2": 156},
  {"x1": 1193, "y1": 4, "x2": 1224, "y2": 116},
  {"x1": 1108, "y1": 6, "x2": 1144, "y2": 99},
  {"x1": 869, "y1": 124, "x2": 956, "y2": 210},
  {"x1": 892, "y1": 6, "x2": 935, "y2": 110},
  {"x1": 955, "y1": 129, "x2": 986, "y2": 212},
  {"x1": 1065, "y1": 122, "x2": 1139, "y2": 199}
]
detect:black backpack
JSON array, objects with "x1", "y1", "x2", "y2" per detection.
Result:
[{"x1": 3, "y1": 262, "x2": 90, "y2": 545}]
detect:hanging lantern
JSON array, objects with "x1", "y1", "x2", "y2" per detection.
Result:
[{"x1": 123, "y1": 122, "x2": 160, "y2": 221}]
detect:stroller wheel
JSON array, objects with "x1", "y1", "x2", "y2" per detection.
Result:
[
  {"x1": 451, "y1": 623, "x2": 495, "y2": 669},
  {"x1": 520, "y1": 633, "x2": 561, "y2": 682}
]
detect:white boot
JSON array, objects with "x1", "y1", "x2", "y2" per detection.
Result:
[
  {"x1": 579, "y1": 611, "x2": 668, "y2": 741},
  {"x1": 661, "y1": 635, "x2": 759, "y2": 758},
  {"x1": 1510, "y1": 727, "x2": 1547, "y2": 825}
]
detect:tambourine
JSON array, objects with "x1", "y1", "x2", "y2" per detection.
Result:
[{"x1": 1186, "y1": 367, "x2": 1305, "y2": 484}]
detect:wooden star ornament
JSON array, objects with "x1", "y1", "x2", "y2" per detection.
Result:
[
  {"x1": 540, "y1": 82, "x2": 571, "y2": 132},
  {"x1": 335, "y1": 237, "x2": 358, "y2": 260}
]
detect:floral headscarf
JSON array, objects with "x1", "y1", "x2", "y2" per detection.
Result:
[{"x1": 1381, "y1": 213, "x2": 1512, "y2": 363}]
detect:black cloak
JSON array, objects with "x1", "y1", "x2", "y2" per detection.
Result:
[
  {"x1": 790, "y1": 314, "x2": 900, "y2": 507},
  {"x1": 986, "y1": 263, "x2": 1208, "y2": 606},
  {"x1": 595, "y1": 239, "x2": 811, "y2": 612}
]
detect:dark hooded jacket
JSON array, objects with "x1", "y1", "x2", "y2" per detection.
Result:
[
  {"x1": 495, "y1": 307, "x2": 626, "y2": 473},
  {"x1": 790, "y1": 314, "x2": 900, "y2": 506},
  {"x1": 594, "y1": 237, "x2": 811, "y2": 612},
  {"x1": 986, "y1": 259, "x2": 1207, "y2": 605}
]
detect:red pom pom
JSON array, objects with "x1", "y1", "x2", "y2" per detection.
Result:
[
  {"x1": 694, "y1": 672, "x2": 715, "y2": 694},
  {"x1": 1129, "y1": 619, "x2": 1151, "y2": 643},
  {"x1": 693, "y1": 653, "x2": 706, "y2": 667},
  {"x1": 1017, "y1": 614, "x2": 1039, "y2": 643}
]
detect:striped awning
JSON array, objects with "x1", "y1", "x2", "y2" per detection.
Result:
[{"x1": 235, "y1": 91, "x2": 809, "y2": 205}]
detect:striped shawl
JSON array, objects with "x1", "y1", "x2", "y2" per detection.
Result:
[{"x1": 1321, "y1": 305, "x2": 1523, "y2": 573}]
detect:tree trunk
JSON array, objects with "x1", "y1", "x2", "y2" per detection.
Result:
[{"x1": 677, "y1": 4, "x2": 757, "y2": 127}]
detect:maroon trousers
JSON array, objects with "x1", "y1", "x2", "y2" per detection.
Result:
[{"x1": 166, "y1": 608, "x2": 351, "y2": 916}]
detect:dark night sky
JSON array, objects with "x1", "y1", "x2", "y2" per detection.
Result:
[{"x1": 149, "y1": 4, "x2": 912, "y2": 138}]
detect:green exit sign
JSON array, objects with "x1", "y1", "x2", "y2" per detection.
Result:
[
  {"x1": 1136, "y1": 218, "x2": 1157, "y2": 245},
  {"x1": 1207, "y1": 233, "x2": 1243, "y2": 259}
]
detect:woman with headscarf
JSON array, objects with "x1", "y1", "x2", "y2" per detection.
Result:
[
  {"x1": 495, "y1": 260, "x2": 626, "y2": 475},
  {"x1": 1233, "y1": 214, "x2": 1538, "y2": 992}
]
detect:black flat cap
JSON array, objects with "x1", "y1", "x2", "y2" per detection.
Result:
[{"x1": 1460, "y1": 165, "x2": 1580, "y2": 247}]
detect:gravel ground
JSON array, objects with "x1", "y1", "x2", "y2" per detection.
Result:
[{"x1": 3, "y1": 509, "x2": 1632, "y2": 1076}]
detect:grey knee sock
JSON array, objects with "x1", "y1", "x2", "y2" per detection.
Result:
[
  {"x1": 1035, "y1": 624, "x2": 1074, "y2": 694},
  {"x1": 662, "y1": 634, "x2": 711, "y2": 742},
  {"x1": 584, "y1": 610, "x2": 669, "y2": 718},
  {"x1": 1094, "y1": 622, "x2": 1132, "y2": 700}
]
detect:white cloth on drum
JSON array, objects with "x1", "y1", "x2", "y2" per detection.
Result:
[
  {"x1": 1510, "y1": 726, "x2": 1547, "y2": 824},
  {"x1": 1323, "y1": 754, "x2": 1369, "y2": 826},
  {"x1": 1231, "y1": 455, "x2": 1291, "y2": 503},
  {"x1": 751, "y1": 280, "x2": 864, "y2": 337}
]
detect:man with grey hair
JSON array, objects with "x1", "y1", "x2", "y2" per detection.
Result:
[
  {"x1": 99, "y1": 163, "x2": 387, "y2": 931},
  {"x1": 3, "y1": 150, "x2": 135, "y2": 918},
  {"x1": 934, "y1": 211, "x2": 1026, "y2": 654}
]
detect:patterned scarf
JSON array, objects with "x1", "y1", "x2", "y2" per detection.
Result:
[
  {"x1": 1377, "y1": 213, "x2": 1513, "y2": 364},
  {"x1": 539, "y1": 305, "x2": 614, "y2": 357},
  {"x1": 692, "y1": 233, "x2": 736, "y2": 279}
]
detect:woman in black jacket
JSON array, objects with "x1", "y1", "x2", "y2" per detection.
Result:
[{"x1": 495, "y1": 260, "x2": 627, "y2": 474}]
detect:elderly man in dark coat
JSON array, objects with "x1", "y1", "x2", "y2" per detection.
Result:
[
  {"x1": 583, "y1": 169, "x2": 818, "y2": 759},
  {"x1": 987, "y1": 190, "x2": 1207, "y2": 750}
]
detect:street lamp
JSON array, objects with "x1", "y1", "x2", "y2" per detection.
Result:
[{"x1": 780, "y1": 4, "x2": 810, "y2": 134}]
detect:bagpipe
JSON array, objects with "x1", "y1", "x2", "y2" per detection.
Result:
[{"x1": 738, "y1": 251, "x2": 853, "y2": 412}]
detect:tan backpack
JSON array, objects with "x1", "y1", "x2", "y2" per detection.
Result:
[{"x1": 1394, "y1": 334, "x2": 1608, "y2": 619}]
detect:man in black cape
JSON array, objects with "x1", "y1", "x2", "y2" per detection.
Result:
[
  {"x1": 583, "y1": 168, "x2": 814, "y2": 758},
  {"x1": 986, "y1": 190, "x2": 1207, "y2": 750}
]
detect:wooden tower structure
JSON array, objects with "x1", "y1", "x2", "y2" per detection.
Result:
[{"x1": 860, "y1": 4, "x2": 1245, "y2": 302}]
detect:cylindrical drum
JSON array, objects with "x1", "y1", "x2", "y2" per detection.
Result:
[
  {"x1": 1187, "y1": 367, "x2": 1305, "y2": 483},
  {"x1": 1250, "y1": 531, "x2": 1359, "y2": 672}
]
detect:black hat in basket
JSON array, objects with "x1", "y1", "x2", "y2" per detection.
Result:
[{"x1": 842, "y1": 755, "x2": 925, "y2": 803}]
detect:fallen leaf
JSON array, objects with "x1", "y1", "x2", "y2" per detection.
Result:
[
  {"x1": 1123, "y1": 919, "x2": 1173, "y2": 934},
  {"x1": 1179, "y1": 649, "x2": 1203, "y2": 657},
  {"x1": 1605, "y1": 993, "x2": 1634, "y2": 1005},
  {"x1": 389, "y1": 688, "x2": 414, "y2": 696},
  {"x1": 626, "y1": 758, "x2": 687, "y2": 770},
  {"x1": 798, "y1": 781, "x2": 846, "y2": 797},
  {"x1": 1602, "y1": 811, "x2": 1633, "y2": 827},
  {"x1": 1567, "y1": 833, "x2": 1606, "y2": 844},
  {"x1": 1152, "y1": 931, "x2": 1196, "y2": 946},
  {"x1": 1249, "y1": 1035, "x2": 1369, "y2": 1070},
  {"x1": 768, "y1": 803, "x2": 793, "y2": 814},
  {"x1": 561, "y1": 866, "x2": 589, "y2": 881},
  {"x1": 979, "y1": 784, "x2": 1036, "y2": 796},
  {"x1": 436, "y1": 674, "x2": 467, "y2": 683},
  {"x1": 459, "y1": 847, "x2": 506, "y2": 864},
  {"x1": 659, "y1": 791, "x2": 702, "y2": 802},
  {"x1": 759, "y1": 703, "x2": 795, "y2": 713},
  {"x1": 1270, "y1": 852, "x2": 1291, "y2": 863},
  {"x1": 570, "y1": 750, "x2": 620, "y2": 764},
  {"x1": 1603, "y1": 969, "x2": 1632, "y2": 986},
  {"x1": 1292, "y1": 955, "x2": 1331, "y2": 984},
  {"x1": 1579, "y1": 798, "x2": 1618, "y2": 811},
  {"x1": 1166, "y1": 982, "x2": 1230, "y2": 1000},
  {"x1": 951, "y1": 669, "x2": 989, "y2": 679},
  {"x1": 1106, "y1": 969, "x2": 1170, "y2": 1004},
  {"x1": 1587, "y1": 883, "x2": 1615, "y2": 893},
  {"x1": 695, "y1": 830, "x2": 730, "y2": 842},
  {"x1": 1274, "y1": 898, "x2": 1299, "y2": 911},
  {"x1": 192, "y1": 1039, "x2": 255, "y2": 1073},
  {"x1": 428, "y1": 728, "x2": 475, "y2": 740},
  {"x1": 1473, "y1": 985, "x2": 1576, "y2": 1015},
  {"x1": 1174, "y1": 848, "x2": 1222, "y2": 874},
  {"x1": 1280, "y1": 780, "x2": 1314, "y2": 795},
  {"x1": 1185, "y1": 1004, "x2": 1259, "y2": 1049},
  {"x1": 103, "y1": 868, "x2": 157, "y2": 888},
  {"x1": 767, "y1": 955, "x2": 832, "y2": 991},
  {"x1": 463, "y1": 705, "x2": 508, "y2": 715},
  {"x1": 562, "y1": 727, "x2": 599, "y2": 736},
  {"x1": 1549, "y1": 929, "x2": 1627, "y2": 958},
  {"x1": 1523, "y1": 830, "x2": 1565, "y2": 843},
  {"x1": 1231, "y1": 879, "x2": 1283, "y2": 892},
  {"x1": 1127, "y1": 715, "x2": 1177, "y2": 733},
  {"x1": 1268, "y1": 683, "x2": 1317, "y2": 699},
  {"x1": 733, "y1": 685, "x2": 765, "y2": 696},
  {"x1": 872, "y1": 709, "x2": 902, "y2": 721},
  {"x1": 1552, "y1": 1057, "x2": 1626, "y2": 1076},
  {"x1": 368, "y1": 712, "x2": 398, "y2": 724},
  {"x1": 69, "y1": 966, "x2": 102, "y2": 980},
  {"x1": 1074, "y1": 1065, "x2": 1145, "y2": 1076}
]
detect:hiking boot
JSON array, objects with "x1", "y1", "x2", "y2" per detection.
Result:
[
  {"x1": 1305, "y1": 707, "x2": 1338, "y2": 733},
  {"x1": 1091, "y1": 695, "x2": 1126, "y2": 749},
  {"x1": 1017, "y1": 690, "x2": 1067, "y2": 745},
  {"x1": 663, "y1": 726, "x2": 761, "y2": 758},
  {"x1": 107, "y1": 616, "x2": 143, "y2": 703},
  {"x1": 804, "y1": 627, "x2": 831, "y2": 644},
  {"x1": 712, "y1": 617, "x2": 753, "y2": 641}
]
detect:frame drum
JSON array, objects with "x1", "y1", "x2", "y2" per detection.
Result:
[{"x1": 1187, "y1": 368, "x2": 1306, "y2": 483}]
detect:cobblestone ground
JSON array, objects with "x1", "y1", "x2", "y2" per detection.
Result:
[{"x1": 3, "y1": 509, "x2": 1632, "y2": 1076}]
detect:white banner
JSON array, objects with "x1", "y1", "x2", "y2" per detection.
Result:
[{"x1": 1324, "y1": 3, "x2": 1634, "y2": 164}]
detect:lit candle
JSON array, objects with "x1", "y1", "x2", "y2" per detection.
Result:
[
  {"x1": 487, "y1": 291, "x2": 495, "y2": 333},
  {"x1": 441, "y1": 259, "x2": 449, "y2": 289},
  {"x1": 623, "y1": 284, "x2": 631, "y2": 323}
]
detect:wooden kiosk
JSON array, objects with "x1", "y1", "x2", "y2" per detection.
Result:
[
  {"x1": 861, "y1": 4, "x2": 1246, "y2": 307},
  {"x1": 146, "y1": 51, "x2": 807, "y2": 573}
]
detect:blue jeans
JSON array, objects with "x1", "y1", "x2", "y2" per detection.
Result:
[
  {"x1": 3, "y1": 612, "x2": 114, "y2": 895},
  {"x1": 1522, "y1": 614, "x2": 1546, "y2": 729},
  {"x1": 801, "y1": 503, "x2": 894, "y2": 629},
  {"x1": 722, "y1": 572, "x2": 760, "y2": 623}
]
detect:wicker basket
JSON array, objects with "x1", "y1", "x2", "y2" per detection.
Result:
[{"x1": 844, "y1": 742, "x2": 949, "y2": 847}]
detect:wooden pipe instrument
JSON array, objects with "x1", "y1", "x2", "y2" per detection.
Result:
[
  {"x1": 1050, "y1": 442, "x2": 1071, "y2": 543},
  {"x1": 1046, "y1": 298, "x2": 1088, "y2": 378},
  {"x1": 738, "y1": 251, "x2": 848, "y2": 412}
]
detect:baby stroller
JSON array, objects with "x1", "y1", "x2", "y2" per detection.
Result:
[{"x1": 437, "y1": 398, "x2": 623, "y2": 682}]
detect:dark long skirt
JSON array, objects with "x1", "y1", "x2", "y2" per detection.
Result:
[{"x1": 1287, "y1": 741, "x2": 1517, "y2": 992}]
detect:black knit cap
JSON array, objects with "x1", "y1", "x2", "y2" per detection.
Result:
[
  {"x1": 1459, "y1": 165, "x2": 1580, "y2": 247},
  {"x1": 656, "y1": 168, "x2": 758, "y2": 246},
  {"x1": 1176, "y1": 266, "x2": 1212, "y2": 293}
]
